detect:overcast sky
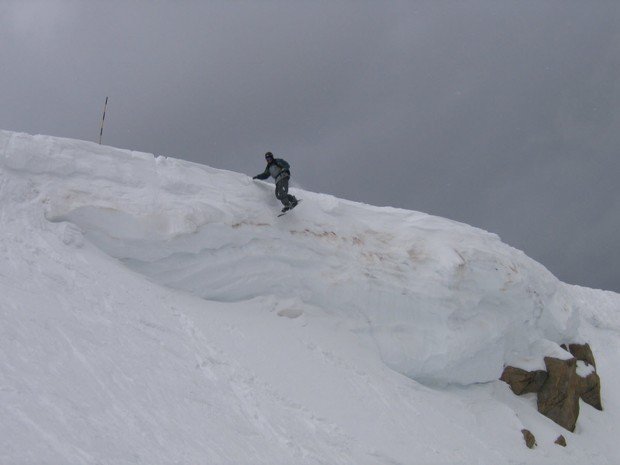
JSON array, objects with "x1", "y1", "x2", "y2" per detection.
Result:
[{"x1": 1, "y1": 1, "x2": 618, "y2": 292}]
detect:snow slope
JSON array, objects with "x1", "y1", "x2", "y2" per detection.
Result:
[{"x1": 1, "y1": 129, "x2": 619, "y2": 464}]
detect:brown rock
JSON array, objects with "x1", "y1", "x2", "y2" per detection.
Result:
[
  {"x1": 554, "y1": 435, "x2": 567, "y2": 447},
  {"x1": 564, "y1": 343, "x2": 596, "y2": 368},
  {"x1": 578, "y1": 371, "x2": 603, "y2": 411},
  {"x1": 500, "y1": 366, "x2": 548, "y2": 395},
  {"x1": 503, "y1": 342, "x2": 603, "y2": 432},
  {"x1": 521, "y1": 429, "x2": 536, "y2": 449},
  {"x1": 564, "y1": 343, "x2": 603, "y2": 410},
  {"x1": 537, "y1": 357, "x2": 580, "y2": 432}
]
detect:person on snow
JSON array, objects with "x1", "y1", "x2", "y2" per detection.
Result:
[{"x1": 253, "y1": 152, "x2": 298, "y2": 212}]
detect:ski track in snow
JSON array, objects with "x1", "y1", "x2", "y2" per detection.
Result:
[{"x1": 1, "y1": 130, "x2": 619, "y2": 464}]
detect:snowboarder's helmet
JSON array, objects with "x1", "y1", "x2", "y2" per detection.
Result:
[{"x1": 265, "y1": 152, "x2": 274, "y2": 160}]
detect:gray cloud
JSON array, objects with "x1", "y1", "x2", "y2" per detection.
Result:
[{"x1": 1, "y1": 1, "x2": 618, "y2": 291}]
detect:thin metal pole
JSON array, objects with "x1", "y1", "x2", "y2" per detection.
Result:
[{"x1": 99, "y1": 96, "x2": 108, "y2": 144}]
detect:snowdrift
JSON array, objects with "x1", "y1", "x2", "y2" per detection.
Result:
[{"x1": 1, "y1": 129, "x2": 619, "y2": 464}]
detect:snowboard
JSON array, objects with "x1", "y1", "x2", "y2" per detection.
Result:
[{"x1": 277, "y1": 199, "x2": 302, "y2": 217}]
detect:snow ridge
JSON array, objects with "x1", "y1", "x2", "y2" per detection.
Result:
[{"x1": 1, "y1": 130, "x2": 619, "y2": 464}]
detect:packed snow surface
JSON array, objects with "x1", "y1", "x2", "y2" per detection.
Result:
[{"x1": 1, "y1": 130, "x2": 619, "y2": 464}]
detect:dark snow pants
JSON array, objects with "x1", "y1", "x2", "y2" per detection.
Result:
[{"x1": 275, "y1": 176, "x2": 297, "y2": 208}]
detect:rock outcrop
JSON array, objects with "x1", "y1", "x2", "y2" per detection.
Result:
[
  {"x1": 563, "y1": 343, "x2": 603, "y2": 411},
  {"x1": 500, "y1": 366, "x2": 547, "y2": 395},
  {"x1": 562, "y1": 343, "x2": 596, "y2": 367},
  {"x1": 554, "y1": 435, "x2": 567, "y2": 447},
  {"x1": 500, "y1": 343, "x2": 602, "y2": 432},
  {"x1": 537, "y1": 357, "x2": 580, "y2": 431},
  {"x1": 578, "y1": 370, "x2": 603, "y2": 411}
]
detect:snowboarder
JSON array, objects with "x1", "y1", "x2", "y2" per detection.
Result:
[{"x1": 253, "y1": 152, "x2": 299, "y2": 213}]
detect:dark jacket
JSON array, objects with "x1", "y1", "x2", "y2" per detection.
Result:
[{"x1": 254, "y1": 158, "x2": 291, "y2": 182}]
